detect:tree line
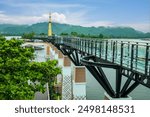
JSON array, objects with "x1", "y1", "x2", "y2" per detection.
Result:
[{"x1": 60, "y1": 32, "x2": 105, "y2": 39}]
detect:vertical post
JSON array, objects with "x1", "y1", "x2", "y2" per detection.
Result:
[
  {"x1": 58, "y1": 51, "x2": 63, "y2": 59},
  {"x1": 127, "y1": 42, "x2": 130, "y2": 67},
  {"x1": 62, "y1": 56, "x2": 72, "y2": 100},
  {"x1": 135, "y1": 42, "x2": 138, "y2": 69},
  {"x1": 82, "y1": 40, "x2": 84, "y2": 51},
  {"x1": 83, "y1": 40, "x2": 85, "y2": 52},
  {"x1": 46, "y1": 45, "x2": 50, "y2": 56},
  {"x1": 77, "y1": 38, "x2": 79, "y2": 49},
  {"x1": 110, "y1": 40, "x2": 112, "y2": 50},
  {"x1": 145, "y1": 44, "x2": 149, "y2": 75},
  {"x1": 95, "y1": 41, "x2": 97, "y2": 56},
  {"x1": 88, "y1": 40, "x2": 90, "y2": 54},
  {"x1": 77, "y1": 38, "x2": 79, "y2": 50},
  {"x1": 105, "y1": 41, "x2": 108, "y2": 60},
  {"x1": 99, "y1": 41, "x2": 102, "y2": 58},
  {"x1": 50, "y1": 44, "x2": 55, "y2": 60},
  {"x1": 131, "y1": 44, "x2": 134, "y2": 70},
  {"x1": 74, "y1": 38, "x2": 77, "y2": 49},
  {"x1": 112, "y1": 41, "x2": 115, "y2": 63},
  {"x1": 116, "y1": 68, "x2": 122, "y2": 98},
  {"x1": 115, "y1": 41, "x2": 118, "y2": 60},
  {"x1": 120, "y1": 42, "x2": 124, "y2": 66},
  {"x1": 85, "y1": 40, "x2": 87, "y2": 53},
  {"x1": 80, "y1": 40, "x2": 83, "y2": 51},
  {"x1": 80, "y1": 40, "x2": 82, "y2": 51},
  {"x1": 57, "y1": 50, "x2": 64, "y2": 67},
  {"x1": 73, "y1": 66, "x2": 86, "y2": 100},
  {"x1": 78, "y1": 38, "x2": 80, "y2": 50},
  {"x1": 91, "y1": 40, "x2": 93, "y2": 55},
  {"x1": 54, "y1": 47, "x2": 59, "y2": 60}
]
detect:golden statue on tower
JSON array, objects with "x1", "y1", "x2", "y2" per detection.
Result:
[{"x1": 48, "y1": 13, "x2": 52, "y2": 36}]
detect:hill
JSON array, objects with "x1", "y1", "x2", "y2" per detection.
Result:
[{"x1": 0, "y1": 22, "x2": 150, "y2": 38}]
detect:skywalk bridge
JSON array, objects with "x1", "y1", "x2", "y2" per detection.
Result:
[
  {"x1": 35, "y1": 36, "x2": 149, "y2": 99},
  {"x1": 35, "y1": 13, "x2": 150, "y2": 99}
]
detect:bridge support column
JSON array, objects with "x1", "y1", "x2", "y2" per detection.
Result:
[
  {"x1": 104, "y1": 92, "x2": 132, "y2": 100},
  {"x1": 49, "y1": 44, "x2": 59, "y2": 60},
  {"x1": 54, "y1": 47, "x2": 59, "y2": 60},
  {"x1": 46, "y1": 43, "x2": 54, "y2": 61},
  {"x1": 46, "y1": 44, "x2": 50, "y2": 56},
  {"x1": 57, "y1": 50, "x2": 63, "y2": 66},
  {"x1": 62, "y1": 56, "x2": 72, "y2": 100},
  {"x1": 53, "y1": 51, "x2": 64, "y2": 100},
  {"x1": 49, "y1": 44, "x2": 55, "y2": 60},
  {"x1": 73, "y1": 66, "x2": 86, "y2": 100}
]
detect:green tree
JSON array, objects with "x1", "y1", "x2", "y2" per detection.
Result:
[
  {"x1": 71, "y1": 32, "x2": 78, "y2": 37},
  {"x1": 40, "y1": 33, "x2": 46, "y2": 36},
  {"x1": 60, "y1": 32, "x2": 69, "y2": 36},
  {"x1": 79, "y1": 34, "x2": 85, "y2": 38},
  {"x1": 22, "y1": 32, "x2": 35, "y2": 39},
  {"x1": 98, "y1": 34, "x2": 104, "y2": 38},
  {"x1": 29, "y1": 60, "x2": 61, "y2": 100},
  {"x1": 0, "y1": 37, "x2": 61, "y2": 99}
]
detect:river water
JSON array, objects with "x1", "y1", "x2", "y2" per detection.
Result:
[
  {"x1": 5, "y1": 36, "x2": 150, "y2": 100},
  {"x1": 86, "y1": 68, "x2": 150, "y2": 100},
  {"x1": 86, "y1": 39, "x2": 150, "y2": 100}
]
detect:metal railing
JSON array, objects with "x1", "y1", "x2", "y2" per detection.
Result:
[{"x1": 54, "y1": 36, "x2": 150, "y2": 76}]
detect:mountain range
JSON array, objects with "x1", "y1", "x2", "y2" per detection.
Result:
[{"x1": 0, "y1": 22, "x2": 150, "y2": 38}]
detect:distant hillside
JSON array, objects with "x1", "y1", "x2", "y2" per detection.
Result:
[{"x1": 0, "y1": 22, "x2": 150, "y2": 38}]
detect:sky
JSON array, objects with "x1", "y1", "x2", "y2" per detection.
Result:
[{"x1": 0, "y1": 0, "x2": 150, "y2": 32}]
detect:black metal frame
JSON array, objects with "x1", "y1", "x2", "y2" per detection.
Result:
[
  {"x1": 55, "y1": 43, "x2": 81, "y2": 66},
  {"x1": 80, "y1": 55, "x2": 140, "y2": 98},
  {"x1": 36, "y1": 35, "x2": 150, "y2": 98}
]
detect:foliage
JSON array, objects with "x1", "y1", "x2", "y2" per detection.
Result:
[
  {"x1": 60, "y1": 32, "x2": 69, "y2": 36},
  {"x1": 71, "y1": 32, "x2": 78, "y2": 36},
  {"x1": 0, "y1": 23, "x2": 150, "y2": 38},
  {"x1": 61, "y1": 31, "x2": 104, "y2": 39},
  {"x1": 0, "y1": 34, "x2": 4, "y2": 38},
  {"x1": 0, "y1": 37, "x2": 61, "y2": 99},
  {"x1": 40, "y1": 33, "x2": 46, "y2": 36},
  {"x1": 98, "y1": 34, "x2": 104, "y2": 38},
  {"x1": 22, "y1": 32, "x2": 35, "y2": 39},
  {"x1": 29, "y1": 60, "x2": 61, "y2": 100}
]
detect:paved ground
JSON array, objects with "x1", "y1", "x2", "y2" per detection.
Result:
[{"x1": 34, "y1": 91, "x2": 48, "y2": 100}]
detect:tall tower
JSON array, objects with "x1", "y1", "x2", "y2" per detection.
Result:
[{"x1": 48, "y1": 13, "x2": 52, "y2": 36}]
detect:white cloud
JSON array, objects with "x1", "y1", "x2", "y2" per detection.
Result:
[
  {"x1": 120, "y1": 23, "x2": 150, "y2": 33},
  {"x1": 82, "y1": 21, "x2": 150, "y2": 33},
  {"x1": 0, "y1": 11, "x2": 84, "y2": 25},
  {"x1": 64, "y1": 11, "x2": 87, "y2": 25},
  {"x1": 0, "y1": 11, "x2": 149, "y2": 33},
  {"x1": 52, "y1": 13, "x2": 66, "y2": 23},
  {"x1": 0, "y1": 12, "x2": 67, "y2": 24},
  {"x1": 82, "y1": 21, "x2": 115, "y2": 27}
]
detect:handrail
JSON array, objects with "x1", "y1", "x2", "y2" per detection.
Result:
[{"x1": 53, "y1": 36, "x2": 150, "y2": 76}]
